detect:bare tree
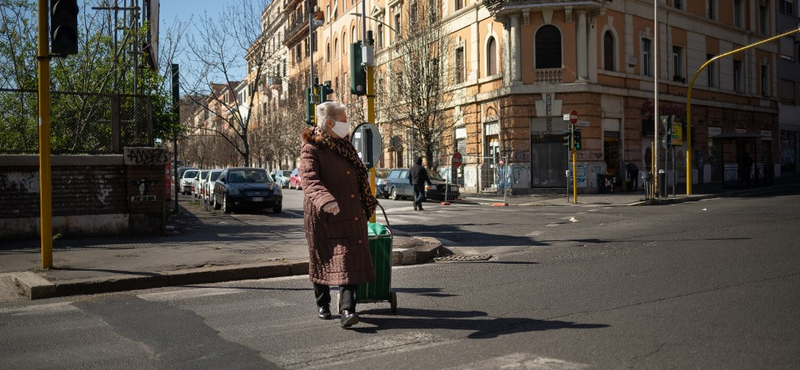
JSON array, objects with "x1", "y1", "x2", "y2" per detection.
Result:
[
  {"x1": 182, "y1": 0, "x2": 276, "y2": 167},
  {"x1": 376, "y1": 5, "x2": 464, "y2": 169}
]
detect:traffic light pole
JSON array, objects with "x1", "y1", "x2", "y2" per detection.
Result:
[{"x1": 37, "y1": 0, "x2": 53, "y2": 269}]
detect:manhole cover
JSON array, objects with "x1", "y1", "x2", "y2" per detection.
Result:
[{"x1": 434, "y1": 254, "x2": 492, "y2": 263}]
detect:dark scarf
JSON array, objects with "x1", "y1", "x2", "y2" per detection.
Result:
[{"x1": 313, "y1": 127, "x2": 377, "y2": 218}]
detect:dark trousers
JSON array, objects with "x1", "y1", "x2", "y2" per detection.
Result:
[
  {"x1": 413, "y1": 184, "x2": 426, "y2": 207},
  {"x1": 314, "y1": 283, "x2": 357, "y2": 312},
  {"x1": 628, "y1": 169, "x2": 639, "y2": 190}
]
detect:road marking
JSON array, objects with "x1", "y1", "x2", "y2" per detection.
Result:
[
  {"x1": 443, "y1": 352, "x2": 589, "y2": 370},
  {"x1": 273, "y1": 331, "x2": 452, "y2": 369},
  {"x1": 138, "y1": 288, "x2": 241, "y2": 302},
  {"x1": 0, "y1": 302, "x2": 80, "y2": 316}
]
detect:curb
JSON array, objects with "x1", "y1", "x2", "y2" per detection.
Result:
[{"x1": 12, "y1": 237, "x2": 446, "y2": 300}]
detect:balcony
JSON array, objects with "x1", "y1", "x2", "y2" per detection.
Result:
[
  {"x1": 268, "y1": 76, "x2": 282, "y2": 89},
  {"x1": 485, "y1": 0, "x2": 608, "y2": 15},
  {"x1": 535, "y1": 68, "x2": 562, "y2": 84}
]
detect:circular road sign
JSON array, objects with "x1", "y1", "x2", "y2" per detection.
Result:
[
  {"x1": 569, "y1": 110, "x2": 578, "y2": 124},
  {"x1": 351, "y1": 122, "x2": 382, "y2": 169},
  {"x1": 452, "y1": 152, "x2": 463, "y2": 168}
]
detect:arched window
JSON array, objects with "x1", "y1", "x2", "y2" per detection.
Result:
[
  {"x1": 342, "y1": 34, "x2": 346, "y2": 55},
  {"x1": 535, "y1": 25, "x2": 561, "y2": 69},
  {"x1": 603, "y1": 31, "x2": 616, "y2": 71},
  {"x1": 486, "y1": 36, "x2": 497, "y2": 76},
  {"x1": 326, "y1": 43, "x2": 331, "y2": 62},
  {"x1": 334, "y1": 39, "x2": 338, "y2": 60}
]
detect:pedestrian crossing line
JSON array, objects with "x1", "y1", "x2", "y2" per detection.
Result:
[
  {"x1": 272, "y1": 331, "x2": 453, "y2": 369},
  {"x1": 442, "y1": 352, "x2": 589, "y2": 370},
  {"x1": 138, "y1": 287, "x2": 241, "y2": 302}
]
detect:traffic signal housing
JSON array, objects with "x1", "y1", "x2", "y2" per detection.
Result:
[
  {"x1": 305, "y1": 86, "x2": 315, "y2": 125},
  {"x1": 563, "y1": 129, "x2": 572, "y2": 148},
  {"x1": 573, "y1": 128, "x2": 582, "y2": 150},
  {"x1": 319, "y1": 80, "x2": 333, "y2": 103},
  {"x1": 50, "y1": 0, "x2": 79, "y2": 56},
  {"x1": 350, "y1": 42, "x2": 366, "y2": 96}
]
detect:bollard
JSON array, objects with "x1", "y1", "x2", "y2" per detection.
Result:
[{"x1": 658, "y1": 170, "x2": 667, "y2": 198}]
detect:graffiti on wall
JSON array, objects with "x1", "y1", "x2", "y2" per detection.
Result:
[
  {"x1": 124, "y1": 147, "x2": 169, "y2": 166},
  {"x1": 130, "y1": 178, "x2": 157, "y2": 202},
  {"x1": 510, "y1": 165, "x2": 530, "y2": 188},
  {"x1": 0, "y1": 172, "x2": 39, "y2": 193}
]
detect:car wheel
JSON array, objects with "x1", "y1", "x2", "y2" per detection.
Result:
[
  {"x1": 273, "y1": 204, "x2": 282, "y2": 214},
  {"x1": 222, "y1": 196, "x2": 231, "y2": 214},
  {"x1": 390, "y1": 187, "x2": 399, "y2": 200}
]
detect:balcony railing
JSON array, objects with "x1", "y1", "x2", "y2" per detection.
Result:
[{"x1": 535, "y1": 68, "x2": 562, "y2": 84}]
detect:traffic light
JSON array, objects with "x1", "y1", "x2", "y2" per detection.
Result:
[
  {"x1": 573, "y1": 128, "x2": 582, "y2": 150},
  {"x1": 319, "y1": 80, "x2": 333, "y2": 103},
  {"x1": 50, "y1": 0, "x2": 79, "y2": 56},
  {"x1": 563, "y1": 129, "x2": 572, "y2": 149},
  {"x1": 305, "y1": 86, "x2": 315, "y2": 125},
  {"x1": 350, "y1": 42, "x2": 366, "y2": 96}
]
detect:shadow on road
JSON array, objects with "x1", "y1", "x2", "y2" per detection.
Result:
[{"x1": 355, "y1": 307, "x2": 609, "y2": 338}]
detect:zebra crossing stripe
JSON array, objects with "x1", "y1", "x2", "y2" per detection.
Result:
[{"x1": 443, "y1": 352, "x2": 589, "y2": 370}]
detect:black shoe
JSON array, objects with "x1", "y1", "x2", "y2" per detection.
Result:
[
  {"x1": 318, "y1": 305, "x2": 332, "y2": 320},
  {"x1": 413, "y1": 203, "x2": 418, "y2": 211},
  {"x1": 340, "y1": 309, "x2": 359, "y2": 328},
  {"x1": 418, "y1": 206, "x2": 424, "y2": 211}
]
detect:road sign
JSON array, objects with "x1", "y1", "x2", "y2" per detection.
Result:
[
  {"x1": 569, "y1": 110, "x2": 578, "y2": 124},
  {"x1": 351, "y1": 123, "x2": 382, "y2": 169},
  {"x1": 451, "y1": 152, "x2": 463, "y2": 168}
]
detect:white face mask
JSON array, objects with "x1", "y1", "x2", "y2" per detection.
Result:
[{"x1": 331, "y1": 120, "x2": 350, "y2": 138}]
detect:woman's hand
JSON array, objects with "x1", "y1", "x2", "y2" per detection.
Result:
[{"x1": 322, "y1": 201, "x2": 340, "y2": 215}]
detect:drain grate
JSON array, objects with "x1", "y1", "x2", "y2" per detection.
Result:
[{"x1": 434, "y1": 254, "x2": 493, "y2": 263}]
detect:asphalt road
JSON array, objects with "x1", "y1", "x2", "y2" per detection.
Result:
[{"x1": 1, "y1": 188, "x2": 798, "y2": 370}]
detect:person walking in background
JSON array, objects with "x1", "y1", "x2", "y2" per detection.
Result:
[
  {"x1": 408, "y1": 156, "x2": 432, "y2": 211},
  {"x1": 299, "y1": 101, "x2": 378, "y2": 329},
  {"x1": 625, "y1": 161, "x2": 640, "y2": 191}
]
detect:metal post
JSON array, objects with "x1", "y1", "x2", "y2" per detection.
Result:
[
  {"x1": 37, "y1": 0, "x2": 53, "y2": 269},
  {"x1": 653, "y1": 1, "x2": 659, "y2": 199}
]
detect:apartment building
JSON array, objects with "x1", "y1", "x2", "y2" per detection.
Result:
[
  {"x1": 278, "y1": 0, "x2": 785, "y2": 194},
  {"x1": 776, "y1": 0, "x2": 800, "y2": 174}
]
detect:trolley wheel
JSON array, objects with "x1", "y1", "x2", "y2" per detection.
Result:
[{"x1": 389, "y1": 291, "x2": 398, "y2": 314}]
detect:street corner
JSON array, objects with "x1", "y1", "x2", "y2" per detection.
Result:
[
  {"x1": 392, "y1": 235, "x2": 445, "y2": 264},
  {"x1": 8, "y1": 271, "x2": 55, "y2": 300}
]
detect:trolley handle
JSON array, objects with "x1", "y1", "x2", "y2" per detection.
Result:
[{"x1": 375, "y1": 203, "x2": 392, "y2": 234}]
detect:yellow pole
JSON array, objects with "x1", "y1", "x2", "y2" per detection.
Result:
[
  {"x1": 572, "y1": 150, "x2": 577, "y2": 204},
  {"x1": 685, "y1": 27, "x2": 800, "y2": 195},
  {"x1": 367, "y1": 64, "x2": 376, "y2": 223},
  {"x1": 37, "y1": 0, "x2": 53, "y2": 269}
]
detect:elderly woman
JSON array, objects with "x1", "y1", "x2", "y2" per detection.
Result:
[{"x1": 300, "y1": 101, "x2": 377, "y2": 328}]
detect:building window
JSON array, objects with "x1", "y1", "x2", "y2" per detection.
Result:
[
  {"x1": 642, "y1": 38, "x2": 652, "y2": 77},
  {"x1": 410, "y1": 3, "x2": 417, "y2": 27},
  {"x1": 377, "y1": 24, "x2": 383, "y2": 48},
  {"x1": 672, "y1": 46, "x2": 684, "y2": 82},
  {"x1": 780, "y1": 0, "x2": 793, "y2": 14},
  {"x1": 707, "y1": 54, "x2": 717, "y2": 88},
  {"x1": 734, "y1": 0, "x2": 744, "y2": 28},
  {"x1": 395, "y1": 13, "x2": 401, "y2": 37},
  {"x1": 326, "y1": 43, "x2": 330, "y2": 62},
  {"x1": 733, "y1": 60, "x2": 743, "y2": 93},
  {"x1": 761, "y1": 65, "x2": 770, "y2": 97},
  {"x1": 674, "y1": 0, "x2": 683, "y2": 10},
  {"x1": 706, "y1": 0, "x2": 716, "y2": 20},
  {"x1": 454, "y1": 0, "x2": 463, "y2": 11},
  {"x1": 487, "y1": 37, "x2": 498, "y2": 76},
  {"x1": 428, "y1": 0, "x2": 438, "y2": 23},
  {"x1": 780, "y1": 79, "x2": 796, "y2": 103},
  {"x1": 760, "y1": 5, "x2": 769, "y2": 34},
  {"x1": 334, "y1": 39, "x2": 338, "y2": 60},
  {"x1": 603, "y1": 31, "x2": 615, "y2": 71},
  {"x1": 455, "y1": 46, "x2": 465, "y2": 84},
  {"x1": 535, "y1": 25, "x2": 562, "y2": 69}
]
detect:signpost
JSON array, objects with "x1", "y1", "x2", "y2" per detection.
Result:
[
  {"x1": 443, "y1": 152, "x2": 462, "y2": 205},
  {"x1": 569, "y1": 111, "x2": 578, "y2": 203},
  {"x1": 351, "y1": 122, "x2": 382, "y2": 222}
]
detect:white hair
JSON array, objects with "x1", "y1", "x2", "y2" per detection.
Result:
[{"x1": 316, "y1": 101, "x2": 347, "y2": 128}]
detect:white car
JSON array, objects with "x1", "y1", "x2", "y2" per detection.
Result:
[
  {"x1": 192, "y1": 170, "x2": 209, "y2": 199},
  {"x1": 180, "y1": 169, "x2": 199, "y2": 195},
  {"x1": 202, "y1": 169, "x2": 224, "y2": 210}
]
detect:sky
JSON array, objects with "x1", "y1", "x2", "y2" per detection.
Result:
[{"x1": 158, "y1": 0, "x2": 242, "y2": 88}]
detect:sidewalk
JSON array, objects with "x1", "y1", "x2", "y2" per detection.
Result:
[{"x1": 2, "y1": 176, "x2": 797, "y2": 301}]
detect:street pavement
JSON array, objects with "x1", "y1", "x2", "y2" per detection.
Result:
[{"x1": 1, "y1": 176, "x2": 797, "y2": 302}]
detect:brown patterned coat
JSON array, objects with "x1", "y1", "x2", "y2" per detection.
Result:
[{"x1": 300, "y1": 129, "x2": 375, "y2": 286}]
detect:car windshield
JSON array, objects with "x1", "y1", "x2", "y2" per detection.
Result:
[
  {"x1": 227, "y1": 169, "x2": 274, "y2": 183},
  {"x1": 427, "y1": 170, "x2": 445, "y2": 181},
  {"x1": 209, "y1": 171, "x2": 222, "y2": 181},
  {"x1": 184, "y1": 170, "x2": 198, "y2": 178}
]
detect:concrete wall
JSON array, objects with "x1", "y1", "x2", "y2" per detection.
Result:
[{"x1": 0, "y1": 147, "x2": 168, "y2": 239}]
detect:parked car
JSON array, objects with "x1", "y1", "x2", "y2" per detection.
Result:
[
  {"x1": 180, "y1": 169, "x2": 199, "y2": 195},
  {"x1": 384, "y1": 168, "x2": 460, "y2": 201},
  {"x1": 289, "y1": 168, "x2": 302, "y2": 189},
  {"x1": 202, "y1": 169, "x2": 224, "y2": 211},
  {"x1": 271, "y1": 169, "x2": 290, "y2": 188},
  {"x1": 213, "y1": 167, "x2": 282, "y2": 214},
  {"x1": 374, "y1": 168, "x2": 390, "y2": 199},
  {"x1": 192, "y1": 170, "x2": 209, "y2": 199}
]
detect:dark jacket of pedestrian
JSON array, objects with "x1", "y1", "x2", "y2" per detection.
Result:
[
  {"x1": 300, "y1": 125, "x2": 376, "y2": 287},
  {"x1": 408, "y1": 158, "x2": 432, "y2": 186}
]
